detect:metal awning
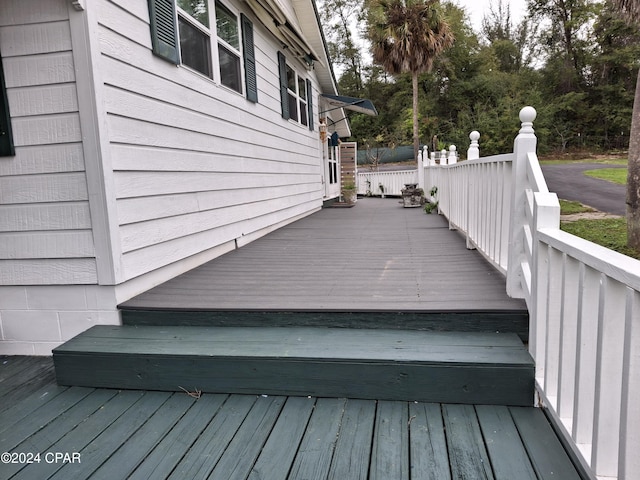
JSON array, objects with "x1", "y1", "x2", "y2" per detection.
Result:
[{"x1": 319, "y1": 94, "x2": 378, "y2": 116}]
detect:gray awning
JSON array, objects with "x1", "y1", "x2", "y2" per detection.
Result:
[{"x1": 320, "y1": 94, "x2": 378, "y2": 116}]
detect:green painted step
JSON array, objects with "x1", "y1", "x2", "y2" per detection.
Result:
[
  {"x1": 53, "y1": 325, "x2": 535, "y2": 406},
  {"x1": 120, "y1": 309, "x2": 530, "y2": 342}
]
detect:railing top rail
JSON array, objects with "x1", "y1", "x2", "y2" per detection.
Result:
[
  {"x1": 526, "y1": 152, "x2": 549, "y2": 194},
  {"x1": 539, "y1": 227, "x2": 640, "y2": 291},
  {"x1": 425, "y1": 153, "x2": 514, "y2": 168}
]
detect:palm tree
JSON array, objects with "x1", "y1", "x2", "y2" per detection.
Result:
[
  {"x1": 613, "y1": 0, "x2": 640, "y2": 251},
  {"x1": 368, "y1": 0, "x2": 454, "y2": 163}
]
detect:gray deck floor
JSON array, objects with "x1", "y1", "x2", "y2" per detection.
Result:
[
  {"x1": 1, "y1": 356, "x2": 584, "y2": 480},
  {"x1": 122, "y1": 198, "x2": 525, "y2": 312}
]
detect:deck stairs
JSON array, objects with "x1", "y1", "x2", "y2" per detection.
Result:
[{"x1": 53, "y1": 310, "x2": 534, "y2": 406}]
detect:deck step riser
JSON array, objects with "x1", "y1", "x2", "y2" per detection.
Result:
[
  {"x1": 54, "y1": 355, "x2": 534, "y2": 406},
  {"x1": 53, "y1": 326, "x2": 535, "y2": 406},
  {"x1": 121, "y1": 310, "x2": 530, "y2": 342}
]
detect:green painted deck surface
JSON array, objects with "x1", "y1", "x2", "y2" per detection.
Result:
[
  {"x1": 120, "y1": 198, "x2": 526, "y2": 315},
  {"x1": 53, "y1": 326, "x2": 535, "y2": 405},
  {"x1": 1, "y1": 356, "x2": 584, "y2": 480}
]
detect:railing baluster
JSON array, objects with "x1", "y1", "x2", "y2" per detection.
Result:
[{"x1": 592, "y1": 277, "x2": 626, "y2": 477}]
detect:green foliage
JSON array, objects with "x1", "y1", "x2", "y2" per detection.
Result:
[{"x1": 321, "y1": 0, "x2": 640, "y2": 157}]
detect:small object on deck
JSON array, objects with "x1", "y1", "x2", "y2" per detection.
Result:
[{"x1": 401, "y1": 183, "x2": 424, "y2": 208}]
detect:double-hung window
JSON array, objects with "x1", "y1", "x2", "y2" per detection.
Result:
[
  {"x1": 148, "y1": 0, "x2": 257, "y2": 102},
  {"x1": 278, "y1": 52, "x2": 314, "y2": 130}
]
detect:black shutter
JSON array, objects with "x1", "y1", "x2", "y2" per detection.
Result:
[
  {"x1": 277, "y1": 52, "x2": 289, "y2": 119},
  {"x1": 0, "y1": 52, "x2": 15, "y2": 157},
  {"x1": 148, "y1": 0, "x2": 179, "y2": 64},
  {"x1": 306, "y1": 79, "x2": 313, "y2": 131},
  {"x1": 241, "y1": 14, "x2": 258, "y2": 103}
]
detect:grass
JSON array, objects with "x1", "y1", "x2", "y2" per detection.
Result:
[
  {"x1": 560, "y1": 217, "x2": 640, "y2": 260},
  {"x1": 559, "y1": 199, "x2": 595, "y2": 215},
  {"x1": 540, "y1": 157, "x2": 627, "y2": 165},
  {"x1": 584, "y1": 168, "x2": 627, "y2": 185}
]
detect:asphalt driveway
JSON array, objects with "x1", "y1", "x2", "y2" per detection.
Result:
[{"x1": 540, "y1": 163, "x2": 627, "y2": 216}]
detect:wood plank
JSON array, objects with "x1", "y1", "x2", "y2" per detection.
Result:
[
  {"x1": 248, "y1": 396, "x2": 316, "y2": 480},
  {"x1": 288, "y1": 398, "x2": 346, "y2": 480},
  {"x1": 168, "y1": 394, "x2": 256, "y2": 479},
  {"x1": 0, "y1": 382, "x2": 67, "y2": 425},
  {"x1": 327, "y1": 399, "x2": 376, "y2": 480},
  {"x1": 443, "y1": 404, "x2": 494, "y2": 479},
  {"x1": 2, "y1": 389, "x2": 117, "y2": 479},
  {"x1": 476, "y1": 405, "x2": 537, "y2": 480},
  {"x1": 370, "y1": 400, "x2": 409, "y2": 480},
  {"x1": 509, "y1": 407, "x2": 582, "y2": 480},
  {"x1": 408, "y1": 403, "x2": 451, "y2": 480},
  {"x1": 88, "y1": 392, "x2": 197, "y2": 479},
  {"x1": 49, "y1": 391, "x2": 171, "y2": 479},
  {"x1": 128, "y1": 394, "x2": 228, "y2": 480},
  {"x1": 0, "y1": 386, "x2": 94, "y2": 452},
  {"x1": 10, "y1": 390, "x2": 146, "y2": 480},
  {"x1": 210, "y1": 395, "x2": 286, "y2": 480}
]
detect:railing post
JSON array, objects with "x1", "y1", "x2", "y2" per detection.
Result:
[
  {"x1": 418, "y1": 146, "x2": 425, "y2": 191},
  {"x1": 468, "y1": 131, "x2": 480, "y2": 160},
  {"x1": 448, "y1": 145, "x2": 457, "y2": 164},
  {"x1": 506, "y1": 106, "x2": 537, "y2": 299}
]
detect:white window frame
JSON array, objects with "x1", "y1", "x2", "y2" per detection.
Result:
[{"x1": 285, "y1": 63, "x2": 308, "y2": 127}]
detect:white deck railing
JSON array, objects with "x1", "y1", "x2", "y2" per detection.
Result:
[
  {"x1": 425, "y1": 107, "x2": 640, "y2": 480},
  {"x1": 357, "y1": 169, "x2": 417, "y2": 197}
]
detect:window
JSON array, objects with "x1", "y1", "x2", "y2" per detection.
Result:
[
  {"x1": 215, "y1": 1, "x2": 241, "y2": 93},
  {"x1": 148, "y1": 0, "x2": 257, "y2": 102},
  {"x1": 0, "y1": 51, "x2": 14, "y2": 157},
  {"x1": 278, "y1": 52, "x2": 314, "y2": 130}
]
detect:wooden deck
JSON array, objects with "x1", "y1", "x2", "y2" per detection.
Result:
[
  {"x1": 1, "y1": 355, "x2": 585, "y2": 480},
  {"x1": 121, "y1": 198, "x2": 528, "y2": 336}
]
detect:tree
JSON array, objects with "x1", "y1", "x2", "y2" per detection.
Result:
[
  {"x1": 367, "y1": 0, "x2": 454, "y2": 162},
  {"x1": 612, "y1": 0, "x2": 640, "y2": 251}
]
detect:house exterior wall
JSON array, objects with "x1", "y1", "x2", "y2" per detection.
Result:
[{"x1": 0, "y1": 0, "x2": 334, "y2": 354}]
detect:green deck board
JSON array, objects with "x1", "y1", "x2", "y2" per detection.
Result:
[
  {"x1": 88, "y1": 392, "x2": 197, "y2": 479},
  {"x1": 370, "y1": 401, "x2": 410, "y2": 480},
  {"x1": 49, "y1": 391, "x2": 170, "y2": 479},
  {"x1": 0, "y1": 386, "x2": 94, "y2": 452},
  {"x1": 210, "y1": 395, "x2": 286, "y2": 480},
  {"x1": 0, "y1": 382, "x2": 68, "y2": 434},
  {"x1": 128, "y1": 394, "x2": 228, "y2": 480},
  {"x1": 408, "y1": 403, "x2": 451, "y2": 480},
  {"x1": 476, "y1": 405, "x2": 537, "y2": 480},
  {"x1": 0, "y1": 357, "x2": 589, "y2": 480},
  {"x1": 327, "y1": 399, "x2": 376, "y2": 480},
  {"x1": 168, "y1": 394, "x2": 256, "y2": 480},
  {"x1": 443, "y1": 404, "x2": 495, "y2": 479},
  {"x1": 248, "y1": 396, "x2": 316, "y2": 480},
  {"x1": 288, "y1": 398, "x2": 346, "y2": 480},
  {"x1": 11, "y1": 390, "x2": 146, "y2": 480},
  {"x1": 510, "y1": 407, "x2": 583, "y2": 480}
]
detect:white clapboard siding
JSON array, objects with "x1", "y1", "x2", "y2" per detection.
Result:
[
  {"x1": 11, "y1": 113, "x2": 82, "y2": 146},
  {"x1": 0, "y1": 260, "x2": 98, "y2": 285},
  {"x1": 119, "y1": 190, "x2": 319, "y2": 253},
  {"x1": 0, "y1": 1, "x2": 97, "y2": 287},
  {"x1": 0, "y1": 173, "x2": 88, "y2": 204},
  {"x1": 0, "y1": 203, "x2": 92, "y2": 232},
  {"x1": 117, "y1": 183, "x2": 317, "y2": 225},
  {"x1": 120, "y1": 200, "x2": 318, "y2": 280},
  {"x1": 7, "y1": 84, "x2": 79, "y2": 117},
  {"x1": 2, "y1": 52, "x2": 76, "y2": 88},
  {"x1": 0, "y1": 231, "x2": 95, "y2": 259},
  {"x1": 0, "y1": 2, "x2": 68, "y2": 26},
  {"x1": 0, "y1": 143, "x2": 84, "y2": 176},
  {"x1": 0, "y1": 21, "x2": 72, "y2": 56}
]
